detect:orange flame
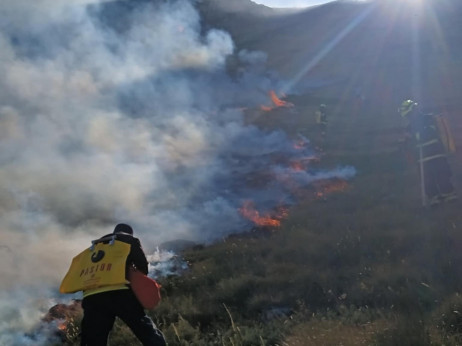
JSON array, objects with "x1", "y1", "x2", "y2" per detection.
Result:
[
  {"x1": 269, "y1": 90, "x2": 287, "y2": 107},
  {"x1": 57, "y1": 322, "x2": 67, "y2": 331},
  {"x1": 260, "y1": 90, "x2": 294, "y2": 112},
  {"x1": 239, "y1": 200, "x2": 287, "y2": 227},
  {"x1": 43, "y1": 301, "x2": 82, "y2": 336}
]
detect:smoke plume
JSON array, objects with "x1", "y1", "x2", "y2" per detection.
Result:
[{"x1": 0, "y1": 0, "x2": 354, "y2": 342}]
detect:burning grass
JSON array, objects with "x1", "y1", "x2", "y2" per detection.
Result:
[
  {"x1": 239, "y1": 200, "x2": 288, "y2": 228},
  {"x1": 43, "y1": 301, "x2": 82, "y2": 344},
  {"x1": 260, "y1": 90, "x2": 294, "y2": 112}
]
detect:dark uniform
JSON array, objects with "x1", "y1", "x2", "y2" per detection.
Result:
[
  {"x1": 316, "y1": 104, "x2": 328, "y2": 141},
  {"x1": 401, "y1": 100, "x2": 457, "y2": 205},
  {"x1": 80, "y1": 224, "x2": 166, "y2": 346}
]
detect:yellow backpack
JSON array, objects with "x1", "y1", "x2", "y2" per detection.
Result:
[{"x1": 60, "y1": 236, "x2": 130, "y2": 294}]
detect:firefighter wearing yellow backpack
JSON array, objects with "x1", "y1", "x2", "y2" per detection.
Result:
[
  {"x1": 399, "y1": 99, "x2": 458, "y2": 206},
  {"x1": 60, "y1": 223, "x2": 166, "y2": 346}
]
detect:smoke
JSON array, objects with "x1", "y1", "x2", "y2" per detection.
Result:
[
  {"x1": 275, "y1": 165, "x2": 357, "y2": 185},
  {"x1": 251, "y1": 0, "x2": 329, "y2": 8},
  {"x1": 0, "y1": 0, "x2": 355, "y2": 342}
]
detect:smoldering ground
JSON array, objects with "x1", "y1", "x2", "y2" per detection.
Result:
[{"x1": 0, "y1": 0, "x2": 354, "y2": 342}]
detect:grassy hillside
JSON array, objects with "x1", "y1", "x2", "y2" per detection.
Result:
[
  {"x1": 59, "y1": 89, "x2": 462, "y2": 346},
  {"x1": 58, "y1": 1, "x2": 462, "y2": 345},
  {"x1": 149, "y1": 96, "x2": 462, "y2": 345}
]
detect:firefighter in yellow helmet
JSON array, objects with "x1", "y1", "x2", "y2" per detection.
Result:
[
  {"x1": 399, "y1": 99, "x2": 418, "y2": 118},
  {"x1": 399, "y1": 99, "x2": 457, "y2": 206}
]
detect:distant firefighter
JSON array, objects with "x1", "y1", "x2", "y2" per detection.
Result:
[
  {"x1": 399, "y1": 99, "x2": 457, "y2": 206},
  {"x1": 315, "y1": 103, "x2": 328, "y2": 139}
]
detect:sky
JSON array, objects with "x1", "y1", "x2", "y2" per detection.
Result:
[{"x1": 251, "y1": 0, "x2": 333, "y2": 8}]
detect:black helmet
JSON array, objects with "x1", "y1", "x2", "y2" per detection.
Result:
[{"x1": 113, "y1": 223, "x2": 133, "y2": 235}]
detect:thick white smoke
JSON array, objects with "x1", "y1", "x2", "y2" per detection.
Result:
[{"x1": 0, "y1": 0, "x2": 354, "y2": 342}]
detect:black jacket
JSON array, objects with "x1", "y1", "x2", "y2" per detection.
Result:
[{"x1": 98, "y1": 232, "x2": 149, "y2": 276}]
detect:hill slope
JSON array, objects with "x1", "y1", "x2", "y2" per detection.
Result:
[
  {"x1": 55, "y1": 1, "x2": 462, "y2": 344},
  {"x1": 174, "y1": 0, "x2": 462, "y2": 344}
]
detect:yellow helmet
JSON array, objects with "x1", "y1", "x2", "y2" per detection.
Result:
[{"x1": 399, "y1": 99, "x2": 418, "y2": 117}]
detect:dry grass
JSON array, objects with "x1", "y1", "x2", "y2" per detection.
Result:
[{"x1": 284, "y1": 319, "x2": 391, "y2": 346}]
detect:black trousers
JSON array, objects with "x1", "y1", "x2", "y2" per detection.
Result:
[{"x1": 81, "y1": 289, "x2": 166, "y2": 346}]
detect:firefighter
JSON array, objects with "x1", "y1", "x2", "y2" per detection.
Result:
[
  {"x1": 80, "y1": 224, "x2": 166, "y2": 346},
  {"x1": 315, "y1": 103, "x2": 328, "y2": 139},
  {"x1": 399, "y1": 99, "x2": 458, "y2": 206}
]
